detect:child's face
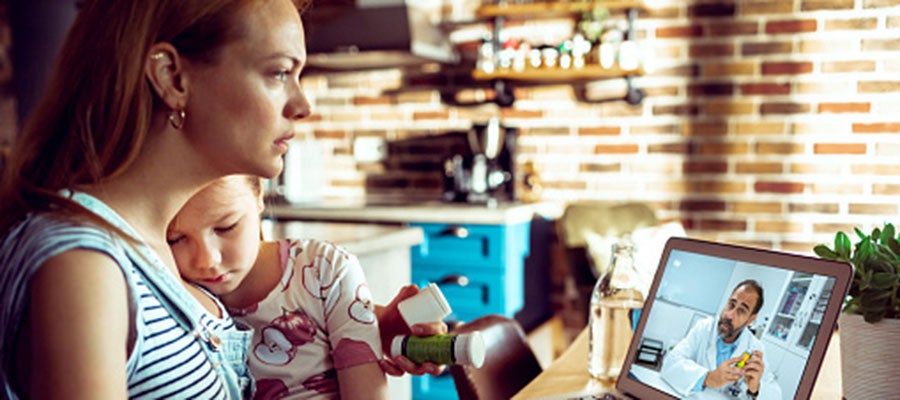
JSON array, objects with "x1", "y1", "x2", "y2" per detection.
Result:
[{"x1": 168, "y1": 177, "x2": 263, "y2": 295}]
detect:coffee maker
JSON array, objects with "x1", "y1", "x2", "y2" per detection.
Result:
[{"x1": 443, "y1": 118, "x2": 517, "y2": 204}]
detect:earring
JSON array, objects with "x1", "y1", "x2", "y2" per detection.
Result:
[
  {"x1": 168, "y1": 109, "x2": 186, "y2": 130},
  {"x1": 150, "y1": 52, "x2": 165, "y2": 60}
]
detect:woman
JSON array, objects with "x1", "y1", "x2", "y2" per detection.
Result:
[{"x1": 0, "y1": 0, "x2": 311, "y2": 398}]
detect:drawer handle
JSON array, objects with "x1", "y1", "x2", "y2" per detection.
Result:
[
  {"x1": 439, "y1": 226, "x2": 469, "y2": 238},
  {"x1": 438, "y1": 274, "x2": 470, "y2": 287}
]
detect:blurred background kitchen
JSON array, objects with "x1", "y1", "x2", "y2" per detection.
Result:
[{"x1": 1, "y1": 0, "x2": 898, "y2": 399}]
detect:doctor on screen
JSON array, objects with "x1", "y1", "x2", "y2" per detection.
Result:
[{"x1": 661, "y1": 279, "x2": 782, "y2": 399}]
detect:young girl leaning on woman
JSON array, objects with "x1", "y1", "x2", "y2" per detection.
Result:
[{"x1": 167, "y1": 175, "x2": 443, "y2": 399}]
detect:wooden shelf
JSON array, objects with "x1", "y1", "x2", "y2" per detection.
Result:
[
  {"x1": 472, "y1": 65, "x2": 643, "y2": 83},
  {"x1": 476, "y1": 1, "x2": 648, "y2": 19}
]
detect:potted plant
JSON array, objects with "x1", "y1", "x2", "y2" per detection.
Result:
[{"x1": 814, "y1": 223, "x2": 900, "y2": 399}]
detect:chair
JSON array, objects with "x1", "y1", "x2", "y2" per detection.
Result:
[{"x1": 450, "y1": 315, "x2": 543, "y2": 400}]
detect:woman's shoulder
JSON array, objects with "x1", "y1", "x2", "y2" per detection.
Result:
[{"x1": 2, "y1": 212, "x2": 125, "y2": 261}]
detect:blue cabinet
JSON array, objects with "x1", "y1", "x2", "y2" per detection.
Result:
[{"x1": 408, "y1": 220, "x2": 530, "y2": 400}]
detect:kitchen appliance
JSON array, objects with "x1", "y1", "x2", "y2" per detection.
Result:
[{"x1": 443, "y1": 118, "x2": 517, "y2": 204}]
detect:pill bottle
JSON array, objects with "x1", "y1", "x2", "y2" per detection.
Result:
[
  {"x1": 398, "y1": 282, "x2": 452, "y2": 326},
  {"x1": 391, "y1": 332, "x2": 485, "y2": 368}
]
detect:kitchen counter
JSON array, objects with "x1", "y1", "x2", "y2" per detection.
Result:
[{"x1": 266, "y1": 199, "x2": 564, "y2": 225}]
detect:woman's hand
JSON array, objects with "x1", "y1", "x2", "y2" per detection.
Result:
[{"x1": 375, "y1": 285, "x2": 448, "y2": 376}]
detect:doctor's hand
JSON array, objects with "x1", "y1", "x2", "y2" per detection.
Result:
[
  {"x1": 703, "y1": 355, "x2": 745, "y2": 388},
  {"x1": 742, "y1": 350, "x2": 765, "y2": 394}
]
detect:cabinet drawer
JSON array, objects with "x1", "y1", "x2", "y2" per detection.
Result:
[
  {"x1": 410, "y1": 223, "x2": 506, "y2": 270},
  {"x1": 412, "y1": 264, "x2": 521, "y2": 322}
]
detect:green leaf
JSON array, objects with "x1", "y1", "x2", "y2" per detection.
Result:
[
  {"x1": 871, "y1": 272, "x2": 898, "y2": 290},
  {"x1": 835, "y1": 231, "x2": 851, "y2": 259},
  {"x1": 854, "y1": 227, "x2": 867, "y2": 241},
  {"x1": 882, "y1": 223, "x2": 895, "y2": 243},
  {"x1": 813, "y1": 245, "x2": 838, "y2": 260}
]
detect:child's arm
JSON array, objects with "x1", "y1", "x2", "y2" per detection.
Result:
[{"x1": 338, "y1": 362, "x2": 389, "y2": 399}]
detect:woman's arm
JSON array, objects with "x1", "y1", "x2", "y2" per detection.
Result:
[
  {"x1": 337, "y1": 362, "x2": 389, "y2": 399},
  {"x1": 24, "y1": 250, "x2": 130, "y2": 399}
]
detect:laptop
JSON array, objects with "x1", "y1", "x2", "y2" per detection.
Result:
[{"x1": 606, "y1": 237, "x2": 853, "y2": 400}]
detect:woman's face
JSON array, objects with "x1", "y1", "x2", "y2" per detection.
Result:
[
  {"x1": 182, "y1": 0, "x2": 310, "y2": 179},
  {"x1": 167, "y1": 177, "x2": 263, "y2": 295}
]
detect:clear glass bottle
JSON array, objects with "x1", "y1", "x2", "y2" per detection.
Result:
[{"x1": 588, "y1": 237, "x2": 644, "y2": 380}]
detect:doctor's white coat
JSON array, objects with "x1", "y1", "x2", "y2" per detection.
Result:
[{"x1": 660, "y1": 317, "x2": 783, "y2": 399}]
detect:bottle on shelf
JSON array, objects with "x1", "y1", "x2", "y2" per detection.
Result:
[{"x1": 588, "y1": 237, "x2": 644, "y2": 380}]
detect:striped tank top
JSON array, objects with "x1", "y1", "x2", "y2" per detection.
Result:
[{"x1": 0, "y1": 192, "x2": 251, "y2": 399}]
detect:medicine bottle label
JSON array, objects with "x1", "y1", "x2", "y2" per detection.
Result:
[{"x1": 395, "y1": 334, "x2": 457, "y2": 365}]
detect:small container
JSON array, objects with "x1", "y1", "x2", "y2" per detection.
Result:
[
  {"x1": 391, "y1": 332, "x2": 485, "y2": 367},
  {"x1": 398, "y1": 283, "x2": 452, "y2": 326}
]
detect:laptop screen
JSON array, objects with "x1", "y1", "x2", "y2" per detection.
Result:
[{"x1": 617, "y1": 237, "x2": 851, "y2": 400}]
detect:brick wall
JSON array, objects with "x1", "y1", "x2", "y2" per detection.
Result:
[
  {"x1": 2, "y1": 1, "x2": 898, "y2": 255},
  {"x1": 0, "y1": 2, "x2": 16, "y2": 146},
  {"x1": 296, "y1": 0, "x2": 900, "y2": 254}
]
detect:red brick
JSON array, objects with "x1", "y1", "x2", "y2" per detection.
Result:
[
  {"x1": 740, "y1": 82, "x2": 791, "y2": 95},
  {"x1": 849, "y1": 203, "x2": 898, "y2": 215},
  {"x1": 352, "y1": 95, "x2": 393, "y2": 105},
  {"x1": 650, "y1": 64, "x2": 700, "y2": 78},
  {"x1": 757, "y1": 221, "x2": 804, "y2": 233},
  {"x1": 708, "y1": 21, "x2": 759, "y2": 36},
  {"x1": 648, "y1": 143, "x2": 691, "y2": 154},
  {"x1": 314, "y1": 130, "x2": 347, "y2": 139},
  {"x1": 683, "y1": 161, "x2": 728, "y2": 173},
  {"x1": 762, "y1": 61, "x2": 814, "y2": 75},
  {"x1": 818, "y1": 102, "x2": 871, "y2": 113},
  {"x1": 681, "y1": 181, "x2": 747, "y2": 193},
  {"x1": 757, "y1": 142, "x2": 804, "y2": 155},
  {"x1": 742, "y1": 41, "x2": 793, "y2": 56},
  {"x1": 578, "y1": 126, "x2": 621, "y2": 136},
  {"x1": 736, "y1": 162, "x2": 783, "y2": 174},
  {"x1": 653, "y1": 104, "x2": 699, "y2": 116},
  {"x1": 766, "y1": 20, "x2": 817, "y2": 34},
  {"x1": 580, "y1": 163, "x2": 621, "y2": 173},
  {"x1": 755, "y1": 182, "x2": 805, "y2": 194},
  {"x1": 813, "y1": 143, "x2": 866, "y2": 154},
  {"x1": 822, "y1": 60, "x2": 876, "y2": 73},
  {"x1": 790, "y1": 203, "x2": 840, "y2": 213},
  {"x1": 742, "y1": 2, "x2": 794, "y2": 15},
  {"x1": 697, "y1": 142, "x2": 750, "y2": 155},
  {"x1": 802, "y1": 0, "x2": 855, "y2": 11},
  {"x1": 825, "y1": 17, "x2": 878, "y2": 30},
  {"x1": 544, "y1": 180, "x2": 587, "y2": 190},
  {"x1": 760, "y1": 102, "x2": 811, "y2": 115},
  {"x1": 412, "y1": 111, "x2": 450, "y2": 120},
  {"x1": 872, "y1": 184, "x2": 900, "y2": 195},
  {"x1": 656, "y1": 25, "x2": 704, "y2": 38},
  {"x1": 891, "y1": 16, "x2": 900, "y2": 28},
  {"x1": 696, "y1": 219, "x2": 748, "y2": 231},
  {"x1": 689, "y1": 43, "x2": 735, "y2": 58},
  {"x1": 689, "y1": 3, "x2": 737, "y2": 17},
  {"x1": 858, "y1": 81, "x2": 900, "y2": 93},
  {"x1": 812, "y1": 183, "x2": 865, "y2": 195},
  {"x1": 594, "y1": 144, "x2": 639, "y2": 154},
  {"x1": 703, "y1": 61, "x2": 757, "y2": 77},
  {"x1": 790, "y1": 163, "x2": 841, "y2": 174},
  {"x1": 852, "y1": 164, "x2": 900, "y2": 175},
  {"x1": 679, "y1": 200, "x2": 727, "y2": 212},
  {"x1": 687, "y1": 83, "x2": 735, "y2": 97},
  {"x1": 734, "y1": 202, "x2": 784, "y2": 213},
  {"x1": 853, "y1": 123, "x2": 900, "y2": 133},
  {"x1": 865, "y1": 0, "x2": 900, "y2": 8},
  {"x1": 631, "y1": 124, "x2": 679, "y2": 135},
  {"x1": 862, "y1": 38, "x2": 900, "y2": 51},
  {"x1": 500, "y1": 109, "x2": 543, "y2": 119},
  {"x1": 642, "y1": 86, "x2": 680, "y2": 97},
  {"x1": 683, "y1": 121, "x2": 729, "y2": 136}
]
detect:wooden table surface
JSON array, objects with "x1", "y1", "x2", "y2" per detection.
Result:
[{"x1": 513, "y1": 328, "x2": 842, "y2": 399}]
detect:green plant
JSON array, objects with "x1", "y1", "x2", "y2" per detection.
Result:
[{"x1": 814, "y1": 223, "x2": 900, "y2": 323}]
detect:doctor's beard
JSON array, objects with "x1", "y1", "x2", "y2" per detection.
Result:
[{"x1": 717, "y1": 317, "x2": 743, "y2": 341}]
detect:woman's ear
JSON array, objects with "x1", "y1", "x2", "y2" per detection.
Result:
[{"x1": 145, "y1": 43, "x2": 188, "y2": 111}]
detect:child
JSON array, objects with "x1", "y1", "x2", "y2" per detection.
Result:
[{"x1": 167, "y1": 175, "x2": 438, "y2": 399}]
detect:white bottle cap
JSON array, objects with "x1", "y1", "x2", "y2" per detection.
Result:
[
  {"x1": 398, "y1": 283, "x2": 452, "y2": 326},
  {"x1": 456, "y1": 331, "x2": 486, "y2": 368}
]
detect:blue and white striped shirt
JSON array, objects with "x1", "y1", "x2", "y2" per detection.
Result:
[{"x1": 0, "y1": 197, "x2": 245, "y2": 399}]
